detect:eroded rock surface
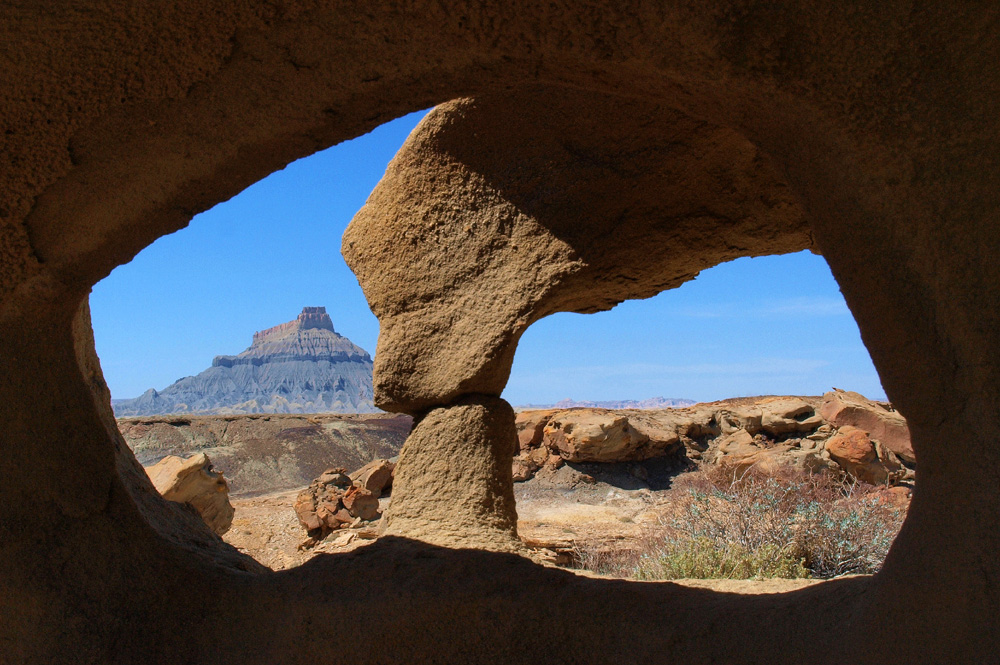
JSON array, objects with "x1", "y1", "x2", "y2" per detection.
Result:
[
  {"x1": 145, "y1": 453, "x2": 234, "y2": 535},
  {"x1": 349, "y1": 458, "x2": 395, "y2": 495},
  {"x1": 512, "y1": 393, "x2": 912, "y2": 487},
  {"x1": 820, "y1": 390, "x2": 914, "y2": 464},
  {"x1": 294, "y1": 466, "x2": 383, "y2": 538},
  {"x1": 382, "y1": 396, "x2": 520, "y2": 552},
  {"x1": 343, "y1": 88, "x2": 812, "y2": 414}
]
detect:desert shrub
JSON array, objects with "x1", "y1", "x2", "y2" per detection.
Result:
[
  {"x1": 634, "y1": 537, "x2": 808, "y2": 580},
  {"x1": 793, "y1": 495, "x2": 903, "y2": 578},
  {"x1": 576, "y1": 466, "x2": 906, "y2": 580}
]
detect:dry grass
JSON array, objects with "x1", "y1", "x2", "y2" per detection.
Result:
[{"x1": 576, "y1": 466, "x2": 906, "y2": 580}]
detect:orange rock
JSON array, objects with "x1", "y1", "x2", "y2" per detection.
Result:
[
  {"x1": 826, "y1": 427, "x2": 900, "y2": 485},
  {"x1": 826, "y1": 427, "x2": 877, "y2": 466},
  {"x1": 342, "y1": 486, "x2": 380, "y2": 521},
  {"x1": 511, "y1": 457, "x2": 537, "y2": 482},
  {"x1": 543, "y1": 410, "x2": 650, "y2": 462},
  {"x1": 515, "y1": 410, "x2": 555, "y2": 450},
  {"x1": 820, "y1": 390, "x2": 914, "y2": 464},
  {"x1": 350, "y1": 459, "x2": 395, "y2": 495}
]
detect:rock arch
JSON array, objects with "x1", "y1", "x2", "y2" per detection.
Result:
[
  {"x1": 2, "y1": 3, "x2": 998, "y2": 663},
  {"x1": 344, "y1": 87, "x2": 814, "y2": 548}
]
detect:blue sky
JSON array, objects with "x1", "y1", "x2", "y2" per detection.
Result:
[{"x1": 90, "y1": 110, "x2": 885, "y2": 405}]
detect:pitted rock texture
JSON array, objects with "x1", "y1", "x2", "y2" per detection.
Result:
[
  {"x1": 145, "y1": 453, "x2": 234, "y2": 535},
  {"x1": 113, "y1": 307, "x2": 376, "y2": 416},
  {"x1": 3, "y1": 3, "x2": 1000, "y2": 665},
  {"x1": 344, "y1": 88, "x2": 812, "y2": 414},
  {"x1": 382, "y1": 396, "x2": 520, "y2": 552}
]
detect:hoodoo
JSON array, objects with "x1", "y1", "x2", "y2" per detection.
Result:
[{"x1": 113, "y1": 307, "x2": 376, "y2": 415}]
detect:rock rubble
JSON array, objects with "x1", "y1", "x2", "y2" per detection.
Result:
[{"x1": 294, "y1": 459, "x2": 396, "y2": 539}]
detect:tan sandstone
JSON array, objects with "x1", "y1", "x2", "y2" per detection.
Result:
[
  {"x1": 381, "y1": 396, "x2": 521, "y2": 552},
  {"x1": 145, "y1": 453, "x2": 234, "y2": 535}
]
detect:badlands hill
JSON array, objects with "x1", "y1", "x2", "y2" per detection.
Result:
[
  {"x1": 113, "y1": 307, "x2": 377, "y2": 416},
  {"x1": 120, "y1": 412, "x2": 410, "y2": 495}
]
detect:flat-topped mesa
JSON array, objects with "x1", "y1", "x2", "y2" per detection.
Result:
[
  {"x1": 253, "y1": 306, "x2": 335, "y2": 344},
  {"x1": 113, "y1": 307, "x2": 375, "y2": 415}
]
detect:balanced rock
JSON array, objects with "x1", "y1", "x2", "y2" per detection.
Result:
[{"x1": 144, "y1": 453, "x2": 234, "y2": 535}]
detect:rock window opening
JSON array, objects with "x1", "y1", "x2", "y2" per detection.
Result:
[{"x1": 87, "y1": 97, "x2": 913, "y2": 581}]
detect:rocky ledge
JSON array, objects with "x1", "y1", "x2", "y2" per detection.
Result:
[{"x1": 513, "y1": 390, "x2": 913, "y2": 487}]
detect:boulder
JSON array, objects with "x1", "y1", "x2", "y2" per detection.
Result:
[
  {"x1": 515, "y1": 410, "x2": 556, "y2": 450},
  {"x1": 144, "y1": 453, "x2": 234, "y2": 535},
  {"x1": 342, "y1": 486, "x2": 380, "y2": 520},
  {"x1": 295, "y1": 465, "x2": 383, "y2": 537},
  {"x1": 826, "y1": 426, "x2": 877, "y2": 466},
  {"x1": 820, "y1": 390, "x2": 914, "y2": 464},
  {"x1": 511, "y1": 457, "x2": 537, "y2": 482},
  {"x1": 759, "y1": 397, "x2": 824, "y2": 435},
  {"x1": 543, "y1": 410, "x2": 651, "y2": 462},
  {"x1": 825, "y1": 426, "x2": 902, "y2": 485},
  {"x1": 349, "y1": 458, "x2": 395, "y2": 495},
  {"x1": 713, "y1": 430, "x2": 797, "y2": 474},
  {"x1": 316, "y1": 468, "x2": 353, "y2": 488}
]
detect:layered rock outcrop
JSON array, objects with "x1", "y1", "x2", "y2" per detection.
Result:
[
  {"x1": 511, "y1": 393, "x2": 911, "y2": 487},
  {"x1": 113, "y1": 307, "x2": 376, "y2": 416},
  {"x1": 820, "y1": 390, "x2": 915, "y2": 464}
]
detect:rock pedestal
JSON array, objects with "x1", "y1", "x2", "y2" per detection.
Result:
[{"x1": 381, "y1": 396, "x2": 520, "y2": 551}]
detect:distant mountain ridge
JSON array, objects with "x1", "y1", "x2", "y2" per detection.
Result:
[
  {"x1": 112, "y1": 307, "x2": 377, "y2": 416},
  {"x1": 516, "y1": 396, "x2": 696, "y2": 410}
]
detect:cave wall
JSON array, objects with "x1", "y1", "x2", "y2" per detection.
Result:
[{"x1": 2, "y1": 2, "x2": 998, "y2": 663}]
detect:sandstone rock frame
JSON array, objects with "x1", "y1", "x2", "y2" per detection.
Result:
[{"x1": 1, "y1": 3, "x2": 998, "y2": 664}]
